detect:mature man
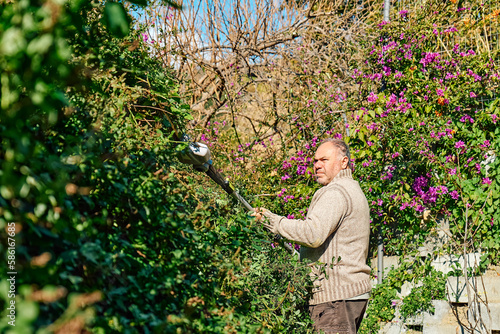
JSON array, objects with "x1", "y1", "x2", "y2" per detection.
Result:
[{"x1": 258, "y1": 138, "x2": 371, "y2": 334}]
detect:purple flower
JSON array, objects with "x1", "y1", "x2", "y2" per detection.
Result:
[
  {"x1": 482, "y1": 178, "x2": 492, "y2": 185},
  {"x1": 449, "y1": 168, "x2": 457, "y2": 175},
  {"x1": 367, "y1": 92, "x2": 378, "y2": 103},
  {"x1": 460, "y1": 114, "x2": 474, "y2": 123},
  {"x1": 436, "y1": 88, "x2": 444, "y2": 96},
  {"x1": 454, "y1": 141, "x2": 465, "y2": 149},
  {"x1": 297, "y1": 165, "x2": 307, "y2": 175},
  {"x1": 450, "y1": 190, "x2": 459, "y2": 200},
  {"x1": 470, "y1": 92, "x2": 477, "y2": 98},
  {"x1": 413, "y1": 176, "x2": 428, "y2": 195}
]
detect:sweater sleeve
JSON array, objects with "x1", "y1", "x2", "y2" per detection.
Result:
[{"x1": 274, "y1": 188, "x2": 347, "y2": 248}]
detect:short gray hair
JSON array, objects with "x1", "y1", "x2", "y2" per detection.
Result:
[{"x1": 320, "y1": 138, "x2": 351, "y2": 168}]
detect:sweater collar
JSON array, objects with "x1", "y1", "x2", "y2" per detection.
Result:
[{"x1": 329, "y1": 168, "x2": 352, "y2": 184}]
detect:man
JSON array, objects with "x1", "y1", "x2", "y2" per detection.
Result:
[{"x1": 257, "y1": 138, "x2": 371, "y2": 334}]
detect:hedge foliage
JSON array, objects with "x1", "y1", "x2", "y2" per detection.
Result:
[{"x1": 0, "y1": 1, "x2": 313, "y2": 333}]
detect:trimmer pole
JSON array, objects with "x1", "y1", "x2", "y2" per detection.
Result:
[{"x1": 178, "y1": 138, "x2": 298, "y2": 256}]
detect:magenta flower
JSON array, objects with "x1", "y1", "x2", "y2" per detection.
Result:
[
  {"x1": 482, "y1": 178, "x2": 492, "y2": 185},
  {"x1": 436, "y1": 88, "x2": 444, "y2": 96},
  {"x1": 450, "y1": 190, "x2": 459, "y2": 200},
  {"x1": 475, "y1": 164, "x2": 481, "y2": 173},
  {"x1": 470, "y1": 92, "x2": 477, "y2": 98},
  {"x1": 449, "y1": 168, "x2": 457, "y2": 175},
  {"x1": 454, "y1": 141, "x2": 465, "y2": 149},
  {"x1": 367, "y1": 92, "x2": 378, "y2": 103}
]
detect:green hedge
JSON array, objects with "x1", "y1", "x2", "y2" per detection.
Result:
[{"x1": 0, "y1": 1, "x2": 313, "y2": 333}]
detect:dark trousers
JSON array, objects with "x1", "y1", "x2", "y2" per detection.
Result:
[{"x1": 309, "y1": 299, "x2": 368, "y2": 334}]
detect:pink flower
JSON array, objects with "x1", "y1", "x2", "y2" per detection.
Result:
[
  {"x1": 482, "y1": 178, "x2": 492, "y2": 185},
  {"x1": 470, "y1": 92, "x2": 477, "y2": 98},
  {"x1": 367, "y1": 92, "x2": 378, "y2": 103},
  {"x1": 454, "y1": 141, "x2": 465, "y2": 149},
  {"x1": 449, "y1": 168, "x2": 457, "y2": 175},
  {"x1": 481, "y1": 140, "x2": 490, "y2": 148},
  {"x1": 450, "y1": 190, "x2": 459, "y2": 199}
]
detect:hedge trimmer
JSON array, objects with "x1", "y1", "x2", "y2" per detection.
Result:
[{"x1": 178, "y1": 137, "x2": 297, "y2": 255}]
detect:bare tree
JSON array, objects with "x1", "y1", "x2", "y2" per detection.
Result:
[{"x1": 137, "y1": 0, "x2": 378, "y2": 153}]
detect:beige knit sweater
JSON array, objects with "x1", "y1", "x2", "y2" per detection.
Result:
[{"x1": 264, "y1": 168, "x2": 371, "y2": 305}]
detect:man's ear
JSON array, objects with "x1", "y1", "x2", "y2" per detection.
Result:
[{"x1": 341, "y1": 156, "x2": 349, "y2": 169}]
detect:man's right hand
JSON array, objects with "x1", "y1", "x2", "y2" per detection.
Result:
[
  {"x1": 251, "y1": 207, "x2": 265, "y2": 222},
  {"x1": 252, "y1": 208, "x2": 279, "y2": 234}
]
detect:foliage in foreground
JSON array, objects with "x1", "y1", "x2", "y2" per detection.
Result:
[{"x1": 0, "y1": 1, "x2": 313, "y2": 333}]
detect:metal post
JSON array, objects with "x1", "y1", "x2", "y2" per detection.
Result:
[
  {"x1": 378, "y1": 0, "x2": 390, "y2": 286},
  {"x1": 383, "y1": 0, "x2": 390, "y2": 22}
]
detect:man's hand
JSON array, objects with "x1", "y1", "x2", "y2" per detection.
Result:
[
  {"x1": 252, "y1": 208, "x2": 279, "y2": 234},
  {"x1": 251, "y1": 207, "x2": 265, "y2": 222}
]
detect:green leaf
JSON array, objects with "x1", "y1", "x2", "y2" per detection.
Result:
[
  {"x1": 103, "y1": 2, "x2": 130, "y2": 38},
  {"x1": 159, "y1": 0, "x2": 183, "y2": 9},
  {"x1": 127, "y1": 0, "x2": 148, "y2": 6}
]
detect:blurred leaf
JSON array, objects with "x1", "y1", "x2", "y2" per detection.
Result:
[{"x1": 103, "y1": 2, "x2": 130, "y2": 38}]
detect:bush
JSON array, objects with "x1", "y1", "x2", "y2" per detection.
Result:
[{"x1": 0, "y1": 1, "x2": 313, "y2": 333}]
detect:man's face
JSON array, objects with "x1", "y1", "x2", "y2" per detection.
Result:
[{"x1": 313, "y1": 142, "x2": 349, "y2": 186}]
